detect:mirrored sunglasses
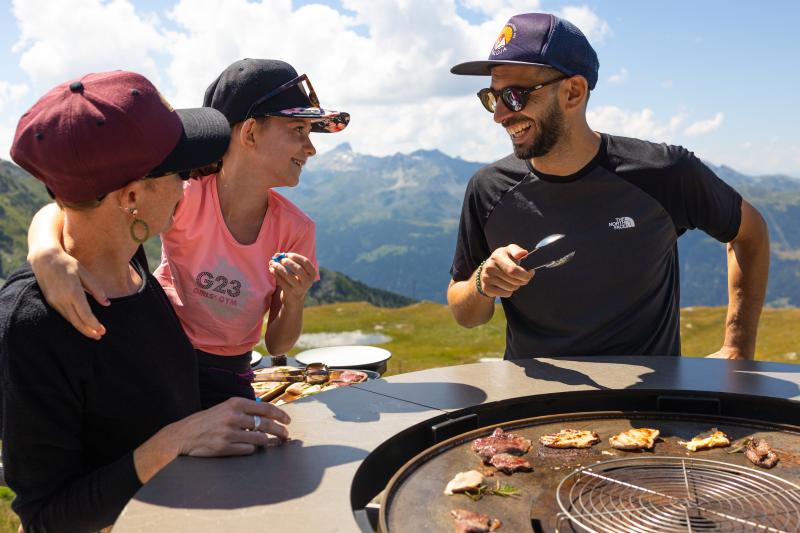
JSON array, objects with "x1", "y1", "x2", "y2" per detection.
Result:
[{"x1": 477, "y1": 76, "x2": 567, "y2": 113}]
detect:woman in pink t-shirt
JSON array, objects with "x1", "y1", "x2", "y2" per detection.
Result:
[{"x1": 27, "y1": 59, "x2": 350, "y2": 408}]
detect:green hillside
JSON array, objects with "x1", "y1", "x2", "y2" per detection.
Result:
[
  {"x1": 307, "y1": 268, "x2": 415, "y2": 307},
  {"x1": 286, "y1": 302, "x2": 800, "y2": 375},
  {"x1": 0, "y1": 160, "x2": 51, "y2": 280}
]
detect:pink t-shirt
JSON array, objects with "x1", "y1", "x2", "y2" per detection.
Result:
[{"x1": 154, "y1": 174, "x2": 318, "y2": 355}]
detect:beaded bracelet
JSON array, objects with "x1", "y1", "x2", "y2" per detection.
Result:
[{"x1": 475, "y1": 259, "x2": 490, "y2": 297}]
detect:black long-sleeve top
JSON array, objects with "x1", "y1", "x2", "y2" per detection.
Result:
[{"x1": 0, "y1": 252, "x2": 201, "y2": 532}]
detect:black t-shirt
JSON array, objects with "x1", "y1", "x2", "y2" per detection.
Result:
[
  {"x1": 0, "y1": 250, "x2": 201, "y2": 532},
  {"x1": 450, "y1": 133, "x2": 742, "y2": 359}
]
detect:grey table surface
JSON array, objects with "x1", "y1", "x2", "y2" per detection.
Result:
[{"x1": 113, "y1": 356, "x2": 800, "y2": 532}]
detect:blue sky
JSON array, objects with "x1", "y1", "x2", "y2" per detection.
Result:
[{"x1": 1, "y1": 0, "x2": 798, "y2": 176}]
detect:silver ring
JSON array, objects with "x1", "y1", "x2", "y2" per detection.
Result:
[{"x1": 252, "y1": 415, "x2": 262, "y2": 432}]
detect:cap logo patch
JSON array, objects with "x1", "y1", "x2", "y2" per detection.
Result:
[
  {"x1": 157, "y1": 91, "x2": 174, "y2": 112},
  {"x1": 491, "y1": 24, "x2": 516, "y2": 56}
]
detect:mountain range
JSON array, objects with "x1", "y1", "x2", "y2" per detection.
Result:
[
  {"x1": 2, "y1": 145, "x2": 800, "y2": 307},
  {"x1": 280, "y1": 142, "x2": 800, "y2": 307}
]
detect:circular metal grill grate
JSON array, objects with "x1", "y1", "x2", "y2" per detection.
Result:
[{"x1": 555, "y1": 456, "x2": 800, "y2": 532}]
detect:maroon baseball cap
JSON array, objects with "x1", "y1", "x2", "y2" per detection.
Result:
[{"x1": 11, "y1": 71, "x2": 231, "y2": 203}]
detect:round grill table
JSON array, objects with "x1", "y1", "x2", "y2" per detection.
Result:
[{"x1": 110, "y1": 357, "x2": 800, "y2": 533}]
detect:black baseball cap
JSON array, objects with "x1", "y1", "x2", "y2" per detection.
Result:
[
  {"x1": 203, "y1": 58, "x2": 349, "y2": 133},
  {"x1": 451, "y1": 13, "x2": 599, "y2": 90}
]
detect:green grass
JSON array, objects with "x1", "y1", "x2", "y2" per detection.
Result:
[
  {"x1": 680, "y1": 306, "x2": 800, "y2": 362},
  {"x1": 285, "y1": 302, "x2": 800, "y2": 374},
  {"x1": 288, "y1": 301, "x2": 508, "y2": 374},
  {"x1": 0, "y1": 488, "x2": 18, "y2": 533}
]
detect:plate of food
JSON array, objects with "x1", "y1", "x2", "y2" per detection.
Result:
[
  {"x1": 270, "y1": 368, "x2": 370, "y2": 406},
  {"x1": 251, "y1": 366, "x2": 297, "y2": 401},
  {"x1": 294, "y1": 345, "x2": 391, "y2": 374}
]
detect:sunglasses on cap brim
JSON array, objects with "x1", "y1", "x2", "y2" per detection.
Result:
[
  {"x1": 145, "y1": 160, "x2": 222, "y2": 181},
  {"x1": 477, "y1": 76, "x2": 567, "y2": 113},
  {"x1": 244, "y1": 74, "x2": 320, "y2": 119}
]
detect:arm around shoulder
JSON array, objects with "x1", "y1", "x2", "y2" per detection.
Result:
[{"x1": 26, "y1": 202, "x2": 108, "y2": 338}]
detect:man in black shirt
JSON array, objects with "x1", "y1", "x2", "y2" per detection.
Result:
[{"x1": 447, "y1": 13, "x2": 769, "y2": 360}]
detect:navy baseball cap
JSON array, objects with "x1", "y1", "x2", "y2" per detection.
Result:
[
  {"x1": 203, "y1": 58, "x2": 349, "y2": 133},
  {"x1": 451, "y1": 13, "x2": 599, "y2": 90}
]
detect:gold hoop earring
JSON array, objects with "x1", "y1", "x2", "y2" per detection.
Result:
[
  {"x1": 130, "y1": 218, "x2": 150, "y2": 243},
  {"x1": 124, "y1": 207, "x2": 149, "y2": 243}
]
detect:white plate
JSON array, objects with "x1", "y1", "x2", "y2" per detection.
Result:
[
  {"x1": 294, "y1": 345, "x2": 391, "y2": 368},
  {"x1": 250, "y1": 351, "x2": 263, "y2": 367}
]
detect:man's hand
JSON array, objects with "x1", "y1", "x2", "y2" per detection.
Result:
[
  {"x1": 269, "y1": 252, "x2": 316, "y2": 303},
  {"x1": 705, "y1": 346, "x2": 749, "y2": 360},
  {"x1": 478, "y1": 244, "x2": 535, "y2": 298}
]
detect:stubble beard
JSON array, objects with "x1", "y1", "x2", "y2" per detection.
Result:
[{"x1": 512, "y1": 98, "x2": 565, "y2": 160}]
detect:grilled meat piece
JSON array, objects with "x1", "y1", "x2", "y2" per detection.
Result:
[
  {"x1": 450, "y1": 509, "x2": 502, "y2": 532},
  {"x1": 472, "y1": 428, "x2": 532, "y2": 461},
  {"x1": 333, "y1": 370, "x2": 367, "y2": 384},
  {"x1": 539, "y1": 429, "x2": 600, "y2": 449},
  {"x1": 488, "y1": 453, "x2": 532, "y2": 474},
  {"x1": 609, "y1": 428, "x2": 660, "y2": 450},
  {"x1": 444, "y1": 470, "x2": 484, "y2": 495},
  {"x1": 744, "y1": 438, "x2": 779, "y2": 468},
  {"x1": 679, "y1": 429, "x2": 730, "y2": 452}
]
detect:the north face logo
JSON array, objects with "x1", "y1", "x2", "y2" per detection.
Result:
[{"x1": 609, "y1": 217, "x2": 636, "y2": 230}]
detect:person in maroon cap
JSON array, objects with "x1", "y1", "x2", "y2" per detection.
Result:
[
  {"x1": 447, "y1": 13, "x2": 769, "y2": 361},
  {"x1": 26, "y1": 59, "x2": 350, "y2": 408},
  {"x1": 0, "y1": 71, "x2": 291, "y2": 532}
]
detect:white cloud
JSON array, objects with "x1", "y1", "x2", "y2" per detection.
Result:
[
  {"x1": 0, "y1": 82, "x2": 28, "y2": 160},
  {"x1": 0, "y1": 119, "x2": 19, "y2": 161},
  {"x1": 587, "y1": 105, "x2": 686, "y2": 142},
  {"x1": 607, "y1": 67, "x2": 628, "y2": 84},
  {"x1": 683, "y1": 112, "x2": 724, "y2": 137},
  {"x1": 558, "y1": 5, "x2": 612, "y2": 44},
  {"x1": 0, "y1": 81, "x2": 28, "y2": 113},
  {"x1": 11, "y1": 0, "x2": 166, "y2": 90},
  {"x1": 163, "y1": 0, "x2": 502, "y2": 108},
  {"x1": 701, "y1": 140, "x2": 800, "y2": 177},
  {"x1": 459, "y1": 0, "x2": 542, "y2": 16}
]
